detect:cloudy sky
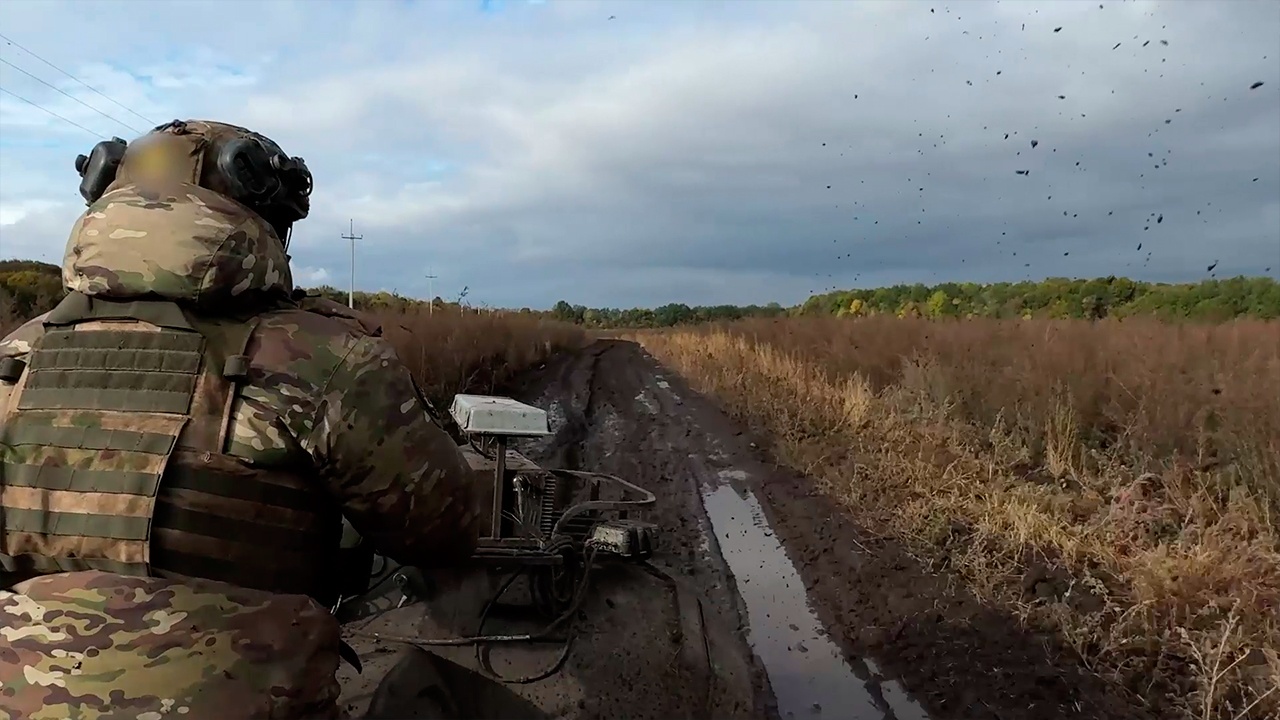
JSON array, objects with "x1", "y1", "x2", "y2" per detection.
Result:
[{"x1": 0, "y1": 0, "x2": 1276, "y2": 310}]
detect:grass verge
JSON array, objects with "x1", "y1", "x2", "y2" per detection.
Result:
[
  {"x1": 633, "y1": 316, "x2": 1280, "y2": 720},
  {"x1": 379, "y1": 305, "x2": 587, "y2": 406}
]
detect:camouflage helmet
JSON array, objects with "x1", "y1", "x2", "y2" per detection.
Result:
[{"x1": 74, "y1": 119, "x2": 313, "y2": 243}]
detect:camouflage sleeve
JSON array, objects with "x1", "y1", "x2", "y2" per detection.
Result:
[
  {"x1": 0, "y1": 312, "x2": 51, "y2": 359},
  {"x1": 1, "y1": 313, "x2": 50, "y2": 414},
  {"x1": 301, "y1": 335, "x2": 481, "y2": 568}
]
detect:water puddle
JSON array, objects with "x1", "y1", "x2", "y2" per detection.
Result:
[{"x1": 701, "y1": 476, "x2": 931, "y2": 720}]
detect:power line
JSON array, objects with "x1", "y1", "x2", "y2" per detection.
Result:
[
  {"x1": 341, "y1": 219, "x2": 363, "y2": 309},
  {"x1": 0, "y1": 85, "x2": 101, "y2": 138},
  {"x1": 0, "y1": 56, "x2": 142, "y2": 135},
  {"x1": 424, "y1": 269, "x2": 440, "y2": 313},
  {"x1": 0, "y1": 32, "x2": 155, "y2": 127}
]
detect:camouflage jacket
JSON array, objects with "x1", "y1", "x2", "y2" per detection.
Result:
[{"x1": 0, "y1": 181, "x2": 481, "y2": 573}]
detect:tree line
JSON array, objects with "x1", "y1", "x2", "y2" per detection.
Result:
[
  {"x1": 795, "y1": 275, "x2": 1280, "y2": 321},
  {"x1": 3, "y1": 259, "x2": 1278, "y2": 330}
]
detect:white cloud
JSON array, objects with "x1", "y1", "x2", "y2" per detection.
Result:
[
  {"x1": 293, "y1": 266, "x2": 331, "y2": 286},
  {"x1": 0, "y1": 0, "x2": 1276, "y2": 308}
]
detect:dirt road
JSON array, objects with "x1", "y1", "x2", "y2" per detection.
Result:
[
  {"x1": 515, "y1": 340, "x2": 931, "y2": 720},
  {"x1": 345, "y1": 339, "x2": 1144, "y2": 719}
]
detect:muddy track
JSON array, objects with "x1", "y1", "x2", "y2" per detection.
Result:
[
  {"x1": 515, "y1": 340, "x2": 777, "y2": 720},
  {"x1": 514, "y1": 340, "x2": 1150, "y2": 720},
  {"x1": 518, "y1": 340, "x2": 922, "y2": 720}
]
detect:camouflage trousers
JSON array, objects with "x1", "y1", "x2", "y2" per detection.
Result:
[{"x1": 0, "y1": 570, "x2": 347, "y2": 720}]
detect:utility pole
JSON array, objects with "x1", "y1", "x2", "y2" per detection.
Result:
[
  {"x1": 425, "y1": 270, "x2": 439, "y2": 316},
  {"x1": 341, "y1": 219, "x2": 363, "y2": 309}
]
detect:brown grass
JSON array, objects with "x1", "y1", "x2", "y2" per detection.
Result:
[
  {"x1": 633, "y1": 316, "x2": 1280, "y2": 720},
  {"x1": 378, "y1": 306, "x2": 586, "y2": 407}
]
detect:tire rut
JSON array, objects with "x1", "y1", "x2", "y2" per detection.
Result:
[{"x1": 517, "y1": 340, "x2": 779, "y2": 719}]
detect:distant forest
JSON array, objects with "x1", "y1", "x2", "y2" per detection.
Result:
[{"x1": 3, "y1": 259, "x2": 1278, "y2": 331}]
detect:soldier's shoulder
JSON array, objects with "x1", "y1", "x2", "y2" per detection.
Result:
[
  {"x1": 293, "y1": 293, "x2": 384, "y2": 336},
  {"x1": 0, "y1": 311, "x2": 51, "y2": 358},
  {"x1": 248, "y1": 304, "x2": 398, "y2": 388}
]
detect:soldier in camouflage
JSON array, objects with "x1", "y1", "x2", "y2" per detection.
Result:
[{"x1": 0, "y1": 120, "x2": 481, "y2": 719}]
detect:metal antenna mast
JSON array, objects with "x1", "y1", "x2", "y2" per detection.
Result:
[
  {"x1": 425, "y1": 270, "x2": 439, "y2": 315},
  {"x1": 341, "y1": 219, "x2": 363, "y2": 309}
]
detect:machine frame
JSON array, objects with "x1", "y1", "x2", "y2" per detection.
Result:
[{"x1": 448, "y1": 393, "x2": 658, "y2": 568}]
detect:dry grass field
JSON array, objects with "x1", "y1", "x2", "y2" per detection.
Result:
[
  {"x1": 376, "y1": 306, "x2": 587, "y2": 406},
  {"x1": 635, "y1": 316, "x2": 1280, "y2": 720}
]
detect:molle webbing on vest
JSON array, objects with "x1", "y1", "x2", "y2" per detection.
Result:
[
  {"x1": 1, "y1": 296, "x2": 341, "y2": 599},
  {"x1": 0, "y1": 324, "x2": 198, "y2": 575},
  {"x1": 151, "y1": 459, "x2": 340, "y2": 596},
  {"x1": 16, "y1": 329, "x2": 204, "y2": 413}
]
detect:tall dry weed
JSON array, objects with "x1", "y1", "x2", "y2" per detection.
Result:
[
  {"x1": 636, "y1": 317, "x2": 1280, "y2": 720},
  {"x1": 378, "y1": 305, "x2": 586, "y2": 407}
]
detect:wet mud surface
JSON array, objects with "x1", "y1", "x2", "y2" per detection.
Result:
[{"x1": 343, "y1": 339, "x2": 1148, "y2": 719}]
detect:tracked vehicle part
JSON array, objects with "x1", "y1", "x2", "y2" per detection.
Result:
[
  {"x1": 585, "y1": 518, "x2": 656, "y2": 559},
  {"x1": 446, "y1": 394, "x2": 659, "y2": 571},
  {"x1": 450, "y1": 394, "x2": 553, "y2": 438},
  {"x1": 335, "y1": 393, "x2": 663, "y2": 688}
]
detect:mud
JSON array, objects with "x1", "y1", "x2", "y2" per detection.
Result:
[
  {"x1": 343, "y1": 339, "x2": 1151, "y2": 719},
  {"x1": 515, "y1": 340, "x2": 931, "y2": 720}
]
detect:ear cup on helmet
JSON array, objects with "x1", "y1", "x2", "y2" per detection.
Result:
[
  {"x1": 270, "y1": 154, "x2": 313, "y2": 221},
  {"x1": 216, "y1": 137, "x2": 282, "y2": 205},
  {"x1": 75, "y1": 137, "x2": 129, "y2": 205}
]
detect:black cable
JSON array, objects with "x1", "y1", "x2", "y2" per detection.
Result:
[
  {"x1": 0, "y1": 31, "x2": 156, "y2": 126},
  {"x1": 360, "y1": 557, "x2": 397, "y2": 598},
  {"x1": 346, "y1": 544, "x2": 601, "y2": 685},
  {"x1": 474, "y1": 547, "x2": 598, "y2": 684},
  {"x1": 0, "y1": 85, "x2": 100, "y2": 138},
  {"x1": 0, "y1": 57, "x2": 142, "y2": 134}
]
